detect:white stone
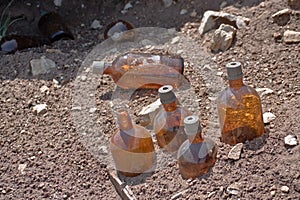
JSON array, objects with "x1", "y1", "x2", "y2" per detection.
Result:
[
  {"x1": 162, "y1": 0, "x2": 173, "y2": 8},
  {"x1": 30, "y1": 56, "x2": 56, "y2": 76},
  {"x1": 255, "y1": 87, "x2": 274, "y2": 97},
  {"x1": 263, "y1": 112, "x2": 276, "y2": 123},
  {"x1": 40, "y1": 85, "x2": 50, "y2": 93},
  {"x1": 33, "y1": 104, "x2": 47, "y2": 115},
  {"x1": 272, "y1": 9, "x2": 292, "y2": 25},
  {"x1": 89, "y1": 107, "x2": 97, "y2": 113},
  {"x1": 216, "y1": 71, "x2": 224, "y2": 76},
  {"x1": 199, "y1": 10, "x2": 250, "y2": 35},
  {"x1": 228, "y1": 143, "x2": 243, "y2": 160},
  {"x1": 138, "y1": 99, "x2": 161, "y2": 116},
  {"x1": 91, "y1": 20, "x2": 103, "y2": 30},
  {"x1": 227, "y1": 183, "x2": 241, "y2": 195},
  {"x1": 124, "y1": 2, "x2": 133, "y2": 10},
  {"x1": 190, "y1": 10, "x2": 197, "y2": 17},
  {"x1": 81, "y1": 75, "x2": 87, "y2": 82},
  {"x1": 180, "y1": 9, "x2": 188, "y2": 15},
  {"x1": 171, "y1": 36, "x2": 180, "y2": 44},
  {"x1": 18, "y1": 164, "x2": 27, "y2": 174},
  {"x1": 53, "y1": 0, "x2": 62, "y2": 7},
  {"x1": 283, "y1": 30, "x2": 300, "y2": 43},
  {"x1": 211, "y1": 24, "x2": 237, "y2": 51},
  {"x1": 281, "y1": 186, "x2": 289, "y2": 193},
  {"x1": 284, "y1": 135, "x2": 298, "y2": 146},
  {"x1": 71, "y1": 106, "x2": 82, "y2": 111}
]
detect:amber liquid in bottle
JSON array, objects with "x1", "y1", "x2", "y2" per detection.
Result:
[
  {"x1": 177, "y1": 116, "x2": 218, "y2": 179},
  {"x1": 93, "y1": 53, "x2": 186, "y2": 89},
  {"x1": 217, "y1": 71, "x2": 265, "y2": 145},
  {"x1": 110, "y1": 110, "x2": 156, "y2": 177},
  {"x1": 154, "y1": 86, "x2": 190, "y2": 153}
]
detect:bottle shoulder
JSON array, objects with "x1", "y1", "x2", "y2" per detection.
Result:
[{"x1": 217, "y1": 85, "x2": 260, "y2": 103}]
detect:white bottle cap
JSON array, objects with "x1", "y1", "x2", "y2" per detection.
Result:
[
  {"x1": 184, "y1": 115, "x2": 202, "y2": 136},
  {"x1": 226, "y1": 62, "x2": 243, "y2": 80},
  {"x1": 158, "y1": 85, "x2": 176, "y2": 104},
  {"x1": 92, "y1": 61, "x2": 105, "y2": 74}
]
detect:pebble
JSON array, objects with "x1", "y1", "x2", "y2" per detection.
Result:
[
  {"x1": 30, "y1": 56, "x2": 56, "y2": 76},
  {"x1": 124, "y1": 2, "x2": 133, "y2": 10},
  {"x1": 171, "y1": 36, "x2": 180, "y2": 44},
  {"x1": 18, "y1": 164, "x2": 27, "y2": 174},
  {"x1": 53, "y1": 0, "x2": 62, "y2": 7},
  {"x1": 263, "y1": 112, "x2": 276, "y2": 123},
  {"x1": 227, "y1": 183, "x2": 240, "y2": 195},
  {"x1": 216, "y1": 71, "x2": 223, "y2": 76},
  {"x1": 71, "y1": 106, "x2": 82, "y2": 111},
  {"x1": 180, "y1": 9, "x2": 188, "y2": 15},
  {"x1": 33, "y1": 104, "x2": 47, "y2": 115},
  {"x1": 211, "y1": 24, "x2": 237, "y2": 51},
  {"x1": 162, "y1": 0, "x2": 173, "y2": 7},
  {"x1": 89, "y1": 107, "x2": 97, "y2": 113},
  {"x1": 270, "y1": 190, "x2": 276, "y2": 196},
  {"x1": 91, "y1": 20, "x2": 103, "y2": 30},
  {"x1": 81, "y1": 75, "x2": 87, "y2": 82},
  {"x1": 284, "y1": 135, "x2": 298, "y2": 146},
  {"x1": 40, "y1": 85, "x2": 50, "y2": 93},
  {"x1": 281, "y1": 186, "x2": 289, "y2": 193},
  {"x1": 228, "y1": 143, "x2": 243, "y2": 160},
  {"x1": 283, "y1": 30, "x2": 300, "y2": 43},
  {"x1": 190, "y1": 10, "x2": 197, "y2": 17}
]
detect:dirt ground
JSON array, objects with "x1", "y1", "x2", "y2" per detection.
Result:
[{"x1": 0, "y1": 0, "x2": 299, "y2": 199}]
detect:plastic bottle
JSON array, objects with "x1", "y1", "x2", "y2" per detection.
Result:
[
  {"x1": 92, "y1": 53, "x2": 187, "y2": 89},
  {"x1": 38, "y1": 12, "x2": 74, "y2": 43},
  {"x1": 177, "y1": 116, "x2": 218, "y2": 179},
  {"x1": 0, "y1": 35, "x2": 51, "y2": 53},
  {"x1": 216, "y1": 62, "x2": 266, "y2": 145},
  {"x1": 153, "y1": 85, "x2": 190, "y2": 153},
  {"x1": 110, "y1": 109, "x2": 156, "y2": 177}
]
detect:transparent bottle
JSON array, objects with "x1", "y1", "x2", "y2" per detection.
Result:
[
  {"x1": 110, "y1": 109, "x2": 156, "y2": 177},
  {"x1": 216, "y1": 62, "x2": 266, "y2": 145},
  {"x1": 92, "y1": 53, "x2": 186, "y2": 89},
  {"x1": 153, "y1": 85, "x2": 190, "y2": 153},
  {"x1": 177, "y1": 116, "x2": 218, "y2": 179}
]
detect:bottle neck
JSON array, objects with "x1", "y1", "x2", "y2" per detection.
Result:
[
  {"x1": 229, "y1": 78, "x2": 244, "y2": 89},
  {"x1": 188, "y1": 133, "x2": 204, "y2": 144},
  {"x1": 103, "y1": 63, "x2": 113, "y2": 75},
  {"x1": 162, "y1": 100, "x2": 177, "y2": 112},
  {"x1": 117, "y1": 111, "x2": 134, "y2": 131}
]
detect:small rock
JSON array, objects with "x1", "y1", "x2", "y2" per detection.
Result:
[
  {"x1": 171, "y1": 36, "x2": 180, "y2": 44},
  {"x1": 180, "y1": 9, "x2": 188, "y2": 15},
  {"x1": 91, "y1": 20, "x2": 103, "y2": 30},
  {"x1": 255, "y1": 88, "x2": 274, "y2": 97},
  {"x1": 272, "y1": 9, "x2": 292, "y2": 26},
  {"x1": 71, "y1": 106, "x2": 82, "y2": 111},
  {"x1": 284, "y1": 135, "x2": 298, "y2": 147},
  {"x1": 211, "y1": 24, "x2": 237, "y2": 51},
  {"x1": 124, "y1": 2, "x2": 133, "y2": 10},
  {"x1": 81, "y1": 75, "x2": 87, "y2": 82},
  {"x1": 99, "y1": 146, "x2": 108, "y2": 154},
  {"x1": 138, "y1": 99, "x2": 162, "y2": 127},
  {"x1": 228, "y1": 143, "x2": 243, "y2": 160},
  {"x1": 263, "y1": 112, "x2": 276, "y2": 123},
  {"x1": 270, "y1": 190, "x2": 276, "y2": 196},
  {"x1": 40, "y1": 85, "x2": 50, "y2": 93},
  {"x1": 283, "y1": 30, "x2": 300, "y2": 43},
  {"x1": 18, "y1": 163, "x2": 27, "y2": 174},
  {"x1": 30, "y1": 56, "x2": 56, "y2": 76},
  {"x1": 33, "y1": 104, "x2": 47, "y2": 115},
  {"x1": 288, "y1": 0, "x2": 300, "y2": 10},
  {"x1": 220, "y1": 1, "x2": 227, "y2": 9},
  {"x1": 162, "y1": 0, "x2": 173, "y2": 7},
  {"x1": 190, "y1": 10, "x2": 197, "y2": 17},
  {"x1": 89, "y1": 107, "x2": 97, "y2": 113},
  {"x1": 281, "y1": 186, "x2": 289, "y2": 193},
  {"x1": 53, "y1": 0, "x2": 62, "y2": 7},
  {"x1": 198, "y1": 10, "x2": 250, "y2": 35},
  {"x1": 216, "y1": 71, "x2": 223, "y2": 76},
  {"x1": 227, "y1": 183, "x2": 241, "y2": 195}
]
